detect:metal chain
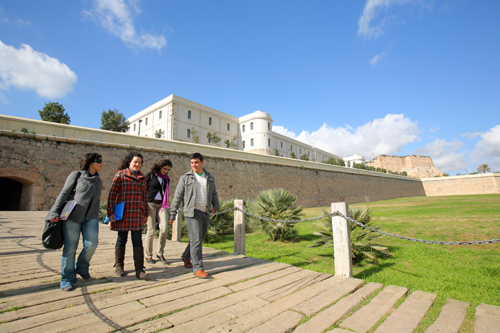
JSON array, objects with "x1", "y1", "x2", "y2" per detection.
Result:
[
  {"x1": 211, "y1": 207, "x2": 500, "y2": 245},
  {"x1": 335, "y1": 211, "x2": 500, "y2": 245}
]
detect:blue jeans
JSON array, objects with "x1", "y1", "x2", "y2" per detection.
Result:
[{"x1": 61, "y1": 218, "x2": 99, "y2": 289}]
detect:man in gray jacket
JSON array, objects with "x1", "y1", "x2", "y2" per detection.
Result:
[{"x1": 169, "y1": 153, "x2": 219, "y2": 278}]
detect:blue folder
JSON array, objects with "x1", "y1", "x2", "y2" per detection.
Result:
[{"x1": 104, "y1": 202, "x2": 125, "y2": 224}]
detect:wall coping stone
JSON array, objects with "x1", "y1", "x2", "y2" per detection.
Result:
[{"x1": 0, "y1": 114, "x2": 420, "y2": 182}]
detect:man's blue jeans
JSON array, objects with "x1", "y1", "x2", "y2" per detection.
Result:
[{"x1": 61, "y1": 218, "x2": 99, "y2": 289}]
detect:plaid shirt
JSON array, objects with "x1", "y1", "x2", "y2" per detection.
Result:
[{"x1": 107, "y1": 168, "x2": 148, "y2": 231}]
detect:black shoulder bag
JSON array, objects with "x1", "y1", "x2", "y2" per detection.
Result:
[{"x1": 42, "y1": 172, "x2": 81, "y2": 249}]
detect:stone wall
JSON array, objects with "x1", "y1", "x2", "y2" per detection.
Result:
[
  {"x1": 0, "y1": 115, "x2": 426, "y2": 211},
  {"x1": 422, "y1": 174, "x2": 500, "y2": 196}
]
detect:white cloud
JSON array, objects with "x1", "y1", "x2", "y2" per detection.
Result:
[
  {"x1": 86, "y1": 0, "x2": 166, "y2": 51},
  {"x1": 272, "y1": 125, "x2": 297, "y2": 139},
  {"x1": 413, "y1": 138, "x2": 467, "y2": 172},
  {"x1": 358, "y1": 0, "x2": 411, "y2": 39},
  {"x1": 274, "y1": 114, "x2": 419, "y2": 160},
  {"x1": 369, "y1": 50, "x2": 389, "y2": 65},
  {"x1": 470, "y1": 125, "x2": 500, "y2": 170},
  {"x1": 0, "y1": 40, "x2": 77, "y2": 99}
]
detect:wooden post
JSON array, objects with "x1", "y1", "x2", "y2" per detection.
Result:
[
  {"x1": 332, "y1": 202, "x2": 352, "y2": 277},
  {"x1": 234, "y1": 200, "x2": 245, "y2": 255},
  {"x1": 171, "y1": 212, "x2": 182, "y2": 242}
]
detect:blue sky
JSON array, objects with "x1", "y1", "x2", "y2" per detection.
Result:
[{"x1": 1, "y1": 0, "x2": 499, "y2": 175}]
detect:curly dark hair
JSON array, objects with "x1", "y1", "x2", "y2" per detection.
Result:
[
  {"x1": 80, "y1": 153, "x2": 102, "y2": 171},
  {"x1": 118, "y1": 151, "x2": 143, "y2": 170},
  {"x1": 150, "y1": 159, "x2": 173, "y2": 174}
]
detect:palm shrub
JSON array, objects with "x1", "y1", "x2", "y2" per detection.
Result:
[
  {"x1": 308, "y1": 206, "x2": 393, "y2": 263},
  {"x1": 205, "y1": 200, "x2": 235, "y2": 243},
  {"x1": 252, "y1": 188, "x2": 304, "y2": 241},
  {"x1": 99, "y1": 202, "x2": 107, "y2": 223}
]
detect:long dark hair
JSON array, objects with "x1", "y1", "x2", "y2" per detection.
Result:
[
  {"x1": 118, "y1": 151, "x2": 143, "y2": 170},
  {"x1": 80, "y1": 153, "x2": 102, "y2": 171},
  {"x1": 150, "y1": 159, "x2": 173, "y2": 174}
]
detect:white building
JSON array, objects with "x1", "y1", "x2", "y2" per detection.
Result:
[
  {"x1": 128, "y1": 94, "x2": 345, "y2": 162},
  {"x1": 343, "y1": 154, "x2": 365, "y2": 167}
]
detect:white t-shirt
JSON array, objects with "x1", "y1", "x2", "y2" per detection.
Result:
[{"x1": 194, "y1": 172, "x2": 207, "y2": 212}]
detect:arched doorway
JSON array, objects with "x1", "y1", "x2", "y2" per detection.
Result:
[{"x1": 0, "y1": 178, "x2": 23, "y2": 211}]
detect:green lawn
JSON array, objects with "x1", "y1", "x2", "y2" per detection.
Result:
[{"x1": 206, "y1": 194, "x2": 500, "y2": 332}]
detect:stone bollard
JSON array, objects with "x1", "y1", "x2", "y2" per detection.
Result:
[
  {"x1": 234, "y1": 200, "x2": 245, "y2": 255},
  {"x1": 332, "y1": 202, "x2": 352, "y2": 277}
]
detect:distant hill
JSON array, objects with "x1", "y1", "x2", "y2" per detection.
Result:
[{"x1": 366, "y1": 155, "x2": 444, "y2": 178}]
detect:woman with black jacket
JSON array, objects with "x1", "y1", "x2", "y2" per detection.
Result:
[{"x1": 144, "y1": 159, "x2": 173, "y2": 264}]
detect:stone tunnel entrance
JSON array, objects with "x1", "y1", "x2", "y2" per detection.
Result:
[{"x1": 0, "y1": 177, "x2": 34, "y2": 211}]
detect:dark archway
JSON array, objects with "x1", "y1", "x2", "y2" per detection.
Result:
[{"x1": 0, "y1": 178, "x2": 23, "y2": 211}]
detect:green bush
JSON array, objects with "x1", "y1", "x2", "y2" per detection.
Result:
[
  {"x1": 251, "y1": 188, "x2": 304, "y2": 241},
  {"x1": 308, "y1": 206, "x2": 393, "y2": 263}
]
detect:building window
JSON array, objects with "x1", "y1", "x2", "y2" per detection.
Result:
[
  {"x1": 242, "y1": 125, "x2": 245, "y2": 132},
  {"x1": 188, "y1": 110, "x2": 191, "y2": 119},
  {"x1": 300, "y1": 148, "x2": 302, "y2": 154},
  {"x1": 227, "y1": 123, "x2": 230, "y2": 131},
  {"x1": 268, "y1": 122, "x2": 270, "y2": 130},
  {"x1": 159, "y1": 110, "x2": 162, "y2": 119},
  {"x1": 134, "y1": 123, "x2": 136, "y2": 131},
  {"x1": 209, "y1": 117, "x2": 212, "y2": 125},
  {"x1": 243, "y1": 141, "x2": 245, "y2": 148},
  {"x1": 187, "y1": 129, "x2": 191, "y2": 138},
  {"x1": 250, "y1": 122, "x2": 254, "y2": 130},
  {"x1": 251, "y1": 138, "x2": 254, "y2": 146},
  {"x1": 208, "y1": 136, "x2": 212, "y2": 143},
  {"x1": 290, "y1": 145, "x2": 293, "y2": 150},
  {"x1": 268, "y1": 138, "x2": 271, "y2": 146},
  {"x1": 145, "y1": 117, "x2": 148, "y2": 126},
  {"x1": 281, "y1": 142, "x2": 283, "y2": 148}
]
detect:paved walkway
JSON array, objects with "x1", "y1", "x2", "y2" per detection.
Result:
[{"x1": 0, "y1": 212, "x2": 499, "y2": 333}]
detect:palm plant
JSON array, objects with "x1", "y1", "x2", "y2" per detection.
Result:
[
  {"x1": 476, "y1": 163, "x2": 492, "y2": 174},
  {"x1": 251, "y1": 188, "x2": 304, "y2": 241},
  {"x1": 205, "y1": 200, "x2": 235, "y2": 243},
  {"x1": 308, "y1": 206, "x2": 393, "y2": 263}
]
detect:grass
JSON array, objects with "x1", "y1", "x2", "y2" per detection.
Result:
[{"x1": 206, "y1": 194, "x2": 500, "y2": 332}]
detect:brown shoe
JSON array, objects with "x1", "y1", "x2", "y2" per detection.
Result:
[
  {"x1": 194, "y1": 270, "x2": 209, "y2": 279},
  {"x1": 182, "y1": 257, "x2": 193, "y2": 268}
]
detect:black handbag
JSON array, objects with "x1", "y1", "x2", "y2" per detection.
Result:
[
  {"x1": 42, "y1": 171, "x2": 81, "y2": 249},
  {"x1": 42, "y1": 221, "x2": 64, "y2": 249}
]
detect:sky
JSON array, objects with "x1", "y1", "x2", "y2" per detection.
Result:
[{"x1": 0, "y1": 0, "x2": 499, "y2": 175}]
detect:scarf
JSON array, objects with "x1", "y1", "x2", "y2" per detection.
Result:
[{"x1": 156, "y1": 172, "x2": 171, "y2": 210}]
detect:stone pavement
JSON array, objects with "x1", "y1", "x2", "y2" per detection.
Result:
[{"x1": 0, "y1": 211, "x2": 499, "y2": 333}]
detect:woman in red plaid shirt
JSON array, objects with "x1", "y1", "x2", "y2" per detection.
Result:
[{"x1": 107, "y1": 152, "x2": 149, "y2": 279}]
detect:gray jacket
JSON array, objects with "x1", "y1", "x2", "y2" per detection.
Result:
[
  {"x1": 46, "y1": 170, "x2": 102, "y2": 222},
  {"x1": 169, "y1": 169, "x2": 220, "y2": 220}
]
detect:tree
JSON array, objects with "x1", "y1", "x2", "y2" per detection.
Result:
[
  {"x1": 224, "y1": 136, "x2": 238, "y2": 149},
  {"x1": 300, "y1": 154, "x2": 309, "y2": 161},
  {"x1": 154, "y1": 129, "x2": 165, "y2": 138},
  {"x1": 290, "y1": 151, "x2": 296, "y2": 159},
  {"x1": 190, "y1": 127, "x2": 199, "y2": 143},
  {"x1": 100, "y1": 109, "x2": 129, "y2": 132},
  {"x1": 274, "y1": 148, "x2": 279, "y2": 156},
  {"x1": 39, "y1": 102, "x2": 70, "y2": 124},
  {"x1": 323, "y1": 157, "x2": 337, "y2": 165},
  {"x1": 477, "y1": 163, "x2": 492, "y2": 174},
  {"x1": 251, "y1": 188, "x2": 303, "y2": 241},
  {"x1": 206, "y1": 132, "x2": 221, "y2": 146}
]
